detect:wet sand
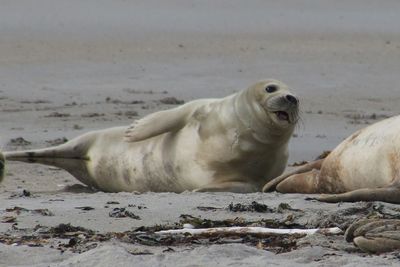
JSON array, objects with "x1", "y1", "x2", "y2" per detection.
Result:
[{"x1": 1, "y1": 1, "x2": 400, "y2": 266}]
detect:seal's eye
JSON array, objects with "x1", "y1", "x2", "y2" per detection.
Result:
[{"x1": 265, "y1": 85, "x2": 278, "y2": 93}]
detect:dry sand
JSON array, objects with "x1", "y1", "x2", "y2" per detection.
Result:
[{"x1": 1, "y1": 1, "x2": 400, "y2": 266}]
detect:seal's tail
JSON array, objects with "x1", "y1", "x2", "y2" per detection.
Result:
[{"x1": 3, "y1": 129, "x2": 96, "y2": 173}]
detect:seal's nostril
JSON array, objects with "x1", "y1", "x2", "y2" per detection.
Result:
[{"x1": 286, "y1": 95, "x2": 298, "y2": 105}]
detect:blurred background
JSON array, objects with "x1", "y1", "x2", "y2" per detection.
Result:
[{"x1": 1, "y1": 0, "x2": 400, "y2": 162}]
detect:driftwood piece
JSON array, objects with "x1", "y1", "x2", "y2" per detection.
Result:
[{"x1": 155, "y1": 226, "x2": 342, "y2": 237}]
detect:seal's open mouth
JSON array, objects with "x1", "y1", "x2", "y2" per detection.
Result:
[{"x1": 274, "y1": 111, "x2": 290, "y2": 122}]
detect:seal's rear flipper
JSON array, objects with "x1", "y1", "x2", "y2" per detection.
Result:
[
  {"x1": 316, "y1": 187, "x2": 400, "y2": 204},
  {"x1": 3, "y1": 132, "x2": 93, "y2": 164},
  {"x1": 4, "y1": 143, "x2": 89, "y2": 164},
  {"x1": 275, "y1": 169, "x2": 321, "y2": 194},
  {"x1": 3, "y1": 139, "x2": 98, "y2": 189},
  {"x1": 262, "y1": 159, "x2": 324, "y2": 192}
]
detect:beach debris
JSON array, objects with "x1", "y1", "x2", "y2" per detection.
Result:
[
  {"x1": 162, "y1": 247, "x2": 175, "y2": 253},
  {"x1": 115, "y1": 110, "x2": 139, "y2": 117},
  {"x1": 154, "y1": 226, "x2": 342, "y2": 237},
  {"x1": 63, "y1": 184, "x2": 97, "y2": 193},
  {"x1": 158, "y1": 97, "x2": 184, "y2": 105},
  {"x1": 109, "y1": 208, "x2": 141, "y2": 219},
  {"x1": 301, "y1": 202, "x2": 400, "y2": 231},
  {"x1": 345, "y1": 218, "x2": 400, "y2": 253},
  {"x1": 183, "y1": 223, "x2": 195, "y2": 229},
  {"x1": 22, "y1": 189, "x2": 31, "y2": 197},
  {"x1": 179, "y1": 214, "x2": 248, "y2": 228},
  {"x1": 5, "y1": 206, "x2": 53, "y2": 216},
  {"x1": 0, "y1": 213, "x2": 340, "y2": 255},
  {"x1": 45, "y1": 112, "x2": 70, "y2": 118},
  {"x1": 64, "y1": 101, "x2": 78, "y2": 106},
  {"x1": 127, "y1": 204, "x2": 147, "y2": 209},
  {"x1": 1, "y1": 216, "x2": 17, "y2": 223},
  {"x1": 0, "y1": 223, "x2": 97, "y2": 251},
  {"x1": 4, "y1": 205, "x2": 29, "y2": 215},
  {"x1": 8, "y1": 137, "x2": 31, "y2": 146},
  {"x1": 345, "y1": 113, "x2": 390, "y2": 121},
  {"x1": 344, "y1": 113, "x2": 391, "y2": 125},
  {"x1": 50, "y1": 223, "x2": 95, "y2": 236},
  {"x1": 123, "y1": 88, "x2": 168, "y2": 95},
  {"x1": 196, "y1": 206, "x2": 221, "y2": 211},
  {"x1": 123, "y1": 110, "x2": 139, "y2": 117},
  {"x1": 0, "y1": 159, "x2": 3, "y2": 180},
  {"x1": 106, "y1": 201, "x2": 120, "y2": 205},
  {"x1": 20, "y1": 99, "x2": 52, "y2": 104},
  {"x1": 75, "y1": 206, "x2": 95, "y2": 211},
  {"x1": 9, "y1": 189, "x2": 32, "y2": 198},
  {"x1": 228, "y1": 201, "x2": 273, "y2": 212},
  {"x1": 46, "y1": 137, "x2": 68, "y2": 146},
  {"x1": 106, "y1": 97, "x2": 144, "y2": 105},
  {"x1": 126, "y1": 248, "x2": 154, "y2": 255},
  {"x1": 81, "y1": 112, "x2": 105, "y2": 118},
  {"x1": 277, "y1": 203, "x2": 302, "y2": 213},
  {"x1": 32, "y1": 209, "x2": 54, "y2": 216},
  {"x1": 225, "y1": 202, "x2": 302, "y2": 214}
]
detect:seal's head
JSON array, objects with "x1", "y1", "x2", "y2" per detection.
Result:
[{"x1": 251, "y1": 79, "x2": 299, "y2": 128}]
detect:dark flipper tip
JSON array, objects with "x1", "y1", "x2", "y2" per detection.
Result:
[{"x1": 0, "y1": 152, "x2": 5, "y2": 182}]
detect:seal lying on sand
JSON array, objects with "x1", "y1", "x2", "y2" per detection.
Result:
[
  {"x1": 3, "y1": 79, "x2": 299, "y2": 193},
  {"x1": 263, "y1": 115, "x2": 400, "y2": 203}
]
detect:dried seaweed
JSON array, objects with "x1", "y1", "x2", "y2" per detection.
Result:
[{"x1": 228, "y1": 201, "x2": 273, "y2": 212}]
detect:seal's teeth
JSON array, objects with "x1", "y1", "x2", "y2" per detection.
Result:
[{"x1": 275, "y1": 111, "x2": 289, "y2": 122}]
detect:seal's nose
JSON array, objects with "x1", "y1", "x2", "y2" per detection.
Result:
[{"x1": 285, "y1": 95, "x2": 298, "y2": 105}]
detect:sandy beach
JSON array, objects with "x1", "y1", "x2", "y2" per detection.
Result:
[{"x1": 1, "y1": 1, "x2": 400, "y2": 266}]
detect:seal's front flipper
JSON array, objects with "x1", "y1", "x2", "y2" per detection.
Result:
[
  {"x1": 262, "y1": 159, "x2": 323, "y2": 192},
  {"x1": 0, "y1": 152, "x2": 5, "y2": 183},
  {"x1": 316, "y1": 187, "x2": 400, "y2": 204},
  {"x1": 193, "y1": 181, "x2": 258, "y2": 193},
  {"x1": 124, "y1": 100, "x2": 207, "y2": 142}
]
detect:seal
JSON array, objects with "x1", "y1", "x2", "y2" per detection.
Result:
[
  {"x1": 3, "y1": 79, "x2": 299, "y2": 193},
  {"x1": 263, "y1": 114, "x2": 400, "y2": 203}
]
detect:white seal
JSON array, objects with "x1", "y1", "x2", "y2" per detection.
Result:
[
  {"x1": 263, "y1": 115, "x2": 400, "y2": 203},
  {"x1": 4, "y1": 79, "x2": 299, "y2": 193}
]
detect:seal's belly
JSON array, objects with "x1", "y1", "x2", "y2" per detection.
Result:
[{"x1": 85, "y1": 128, "x2": 211, "y2": 192}]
